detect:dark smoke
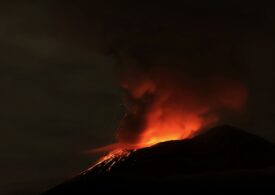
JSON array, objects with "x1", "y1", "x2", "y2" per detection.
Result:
[{"x1": 47, "y1": 1, "x2": 265, "y2": 146}]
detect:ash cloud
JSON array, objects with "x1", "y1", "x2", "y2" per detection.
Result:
[{"x1": 49, "y1": 1, "x2": 268, "y2": 144}]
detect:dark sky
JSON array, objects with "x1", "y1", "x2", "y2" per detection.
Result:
[{"x1": 1, "y1": 1, "x2": 275, "y2": 195}]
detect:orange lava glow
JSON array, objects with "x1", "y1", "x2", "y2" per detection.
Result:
[
  {"x1": 139, "y1": 114, "x2": 205, "y2": 146},
  {"x1": 90, "y1": 74, "x2": 247, "y2": 154},
  {"x1": 135, "y1": 95, "x2": 216, "y2": 148}
]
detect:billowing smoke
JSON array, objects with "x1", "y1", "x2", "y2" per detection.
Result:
[
  {"x1": 49, "y1": 1, "x2": 252, "y2": 149},
  {"x1": 114, "y1": 49, "x2": 247, "y2": 148}
]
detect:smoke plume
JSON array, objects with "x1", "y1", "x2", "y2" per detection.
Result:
[{"x1": 49, "y1": 1, "x2": 253, "y2": 149}]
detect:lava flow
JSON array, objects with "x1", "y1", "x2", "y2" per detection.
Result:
[{"x1": 83, "y1": 149, "x2": 133, "y2": 174}]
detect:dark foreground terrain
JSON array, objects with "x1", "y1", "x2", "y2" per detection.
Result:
[{"x1": 43, "y1": 125, "x2": 275, "y2": 194}]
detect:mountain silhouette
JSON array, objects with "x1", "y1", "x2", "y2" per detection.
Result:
[{"x1": 43, "y1": 125, "x2": 275, "y2": 194}]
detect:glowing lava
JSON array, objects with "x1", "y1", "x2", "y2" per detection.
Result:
[{"x1": 83, "y1": 149, "x2": 132, "y2": 175}]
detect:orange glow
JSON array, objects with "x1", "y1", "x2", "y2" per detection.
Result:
[
  {"x1": 136, "y1": 99, "x2": 212, "y2": 147},
  {"x1": 83, "y1": 149, "x2": 132, "y2": 174},
  {"x1": 90, "y1": 74, "x2": 247, "y2": 155},
  {"x1": 139, "y1": 115, "x2": 203, "y2": 146}
]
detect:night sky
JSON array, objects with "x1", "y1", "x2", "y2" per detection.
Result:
[{"x1": 1, "y1": 1, "x2": 275, "y2": 195}]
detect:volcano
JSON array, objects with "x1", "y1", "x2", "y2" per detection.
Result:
[{"x1": 43, "y1": 125, "x2": 275, "y2": 194}]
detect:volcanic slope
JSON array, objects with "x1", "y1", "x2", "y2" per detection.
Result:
[{"x1": 43, "y1": 125, "x2": 275, "y2": 194}]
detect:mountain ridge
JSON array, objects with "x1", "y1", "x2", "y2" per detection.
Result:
[{"x1": 43, "y1": 125, "x2": 275, "y2": 194}]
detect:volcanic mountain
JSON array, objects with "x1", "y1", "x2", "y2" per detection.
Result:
[{"x1": 43, "y1": 125, "x2": 275, "y2": 194}]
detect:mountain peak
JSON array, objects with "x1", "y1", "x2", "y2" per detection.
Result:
[{"x1": 43, "y1": 125, "x2": 275, "y2": 194}]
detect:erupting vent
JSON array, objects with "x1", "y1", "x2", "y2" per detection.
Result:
[{"x1": 92, "y1": 70, "x2": 247, "y2": 154}]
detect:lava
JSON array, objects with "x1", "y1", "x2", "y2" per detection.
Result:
[{"x1": 83, "y1": 149, "x2": 133, "y2": 175}]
